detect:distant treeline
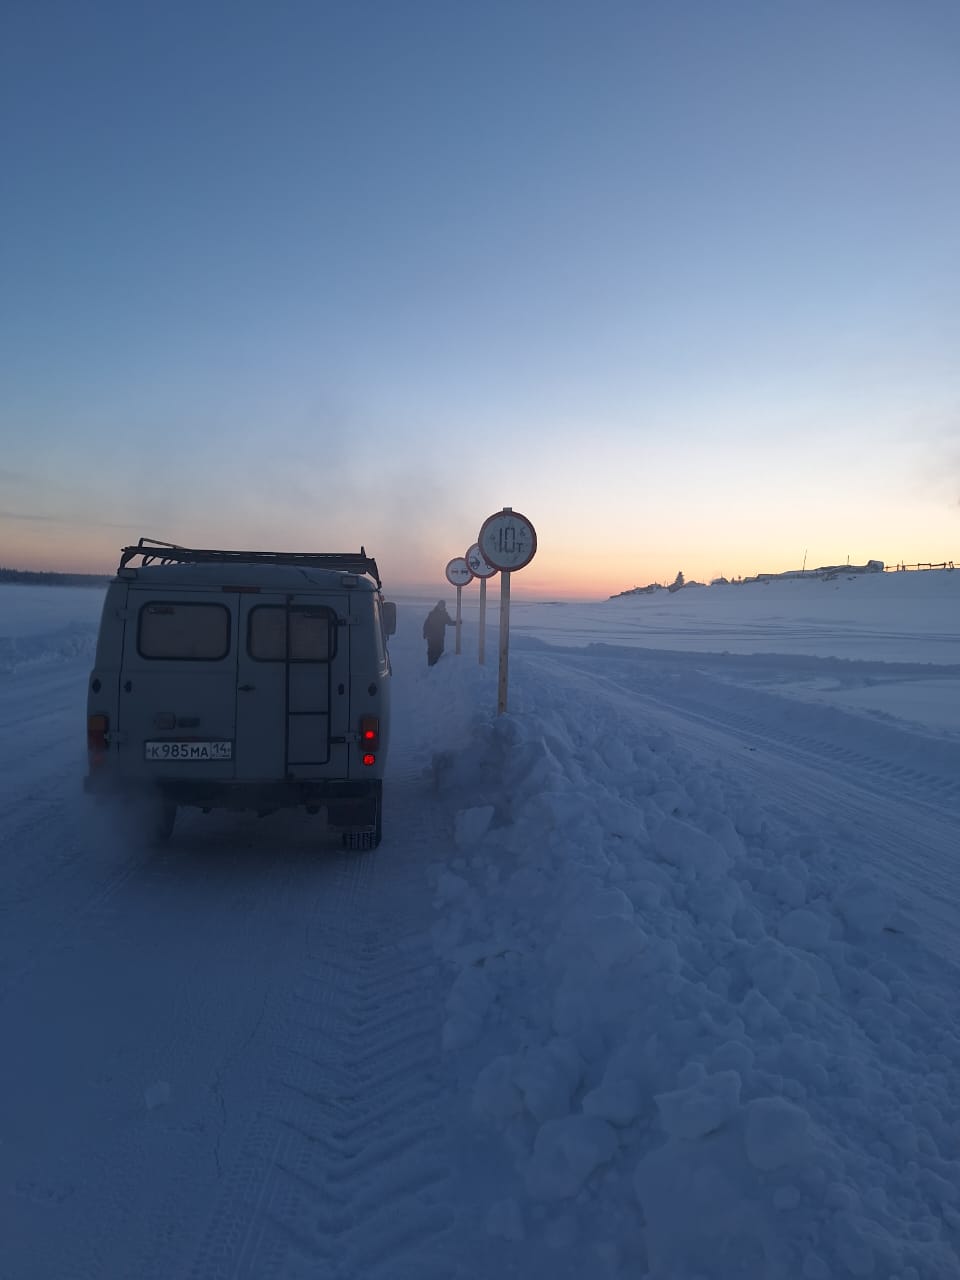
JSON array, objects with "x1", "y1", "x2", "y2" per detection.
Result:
[{"x1": 0, "y1": 567, "x2": 111, "y2": 587}]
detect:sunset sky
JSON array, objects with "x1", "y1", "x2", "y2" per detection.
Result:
[{"x1": 2, "y1": 1, "x2": 958, "y2": 598}]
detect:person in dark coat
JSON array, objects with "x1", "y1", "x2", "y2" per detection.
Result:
[{"x1": 422, "y1": 600, "x2": 455, "y2": 666}]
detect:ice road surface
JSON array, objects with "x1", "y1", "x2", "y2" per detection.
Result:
[{"x1": 1, "y1": 571, "x2": 958, "y2": 1279}]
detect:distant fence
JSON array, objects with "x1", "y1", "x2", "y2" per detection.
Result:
[{"x1": 884, "y1": 561, "x2": 955, "y2": 572}]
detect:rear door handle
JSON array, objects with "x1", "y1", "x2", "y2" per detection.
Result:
[{"x1": 238, "y1": 684, "x2": 256, "y2": 692}]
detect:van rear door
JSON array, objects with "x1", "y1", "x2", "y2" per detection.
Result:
[
  {"x1": 117, "y1": 590, "x2": 238, "y2": 780},
  {"x1": 235, "y1": 593, "x2": 350, "y2": 781}
]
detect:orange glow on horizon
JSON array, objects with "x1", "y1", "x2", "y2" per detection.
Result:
[{"x1": 3, "y1": 523, "x2": 956, "y2": 602}]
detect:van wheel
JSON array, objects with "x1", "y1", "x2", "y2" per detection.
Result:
[{"x1": 151, "y1": 802, "x2": 177, "y2": 844}]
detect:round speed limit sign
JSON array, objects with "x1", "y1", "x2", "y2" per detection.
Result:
[
  {"x1": 445, "y1": 557, "x2": 474, "y2": 587},
  {"x1": 478, "y1": 508, "x2": 537, "y2": 572}
]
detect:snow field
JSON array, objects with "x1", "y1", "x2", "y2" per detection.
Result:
[
  {"x1": 1, "y1": 578, "x2": 958, "y2": 1278},
  {"x1": 513, "y1": 570, "x2": 960, "y2": 666},
  {"x1": 0, "y1": 584, "x2": 101, "y2": 673},
  {"x1": 421, "y1": 642, "x2": 960, "y2": 1279}
]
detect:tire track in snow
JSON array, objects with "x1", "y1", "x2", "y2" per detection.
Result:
[
  {"x1": 0, "y1": 802, "x2": 153, "y2": 1002},
  {"x1": 533, "y1": 650, "x2": 960, "y2": 810},
  {"x1": 4, "y1": 817, "x2": 335, "y2": 1280},
  {"x1": 0, "y1": 655, "x2": 153, "y2": 999},
  {"x1": 178, "y1": 778, "x2": 457, "y2": 1280},
  {"x1": 528, "y1": 652, "x2": 960, "y2": 965},
  {"x1": 657, "y1": 688, "x2": 960, "y2": 810},
  {"x1": 677, "y1": 723, "x2": 960, "y2": 965}
]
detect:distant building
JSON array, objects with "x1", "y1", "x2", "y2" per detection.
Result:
[
  {"x1": 608, "y1": 582, "x2": 664, "y2": 599},
  {"x1": 609, "y1": 559, "x2": 885, "y2": 600},
  {"x1": 744, "y1": 560, "x2": 885, "y2": 584}
]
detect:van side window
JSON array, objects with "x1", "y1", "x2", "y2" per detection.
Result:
[
  {"x1": 248, "y1": 606, "x2": 336, "y2": 661},
  {"x1": 138, "y1": 603, "x2": 230, "y2": 660}
]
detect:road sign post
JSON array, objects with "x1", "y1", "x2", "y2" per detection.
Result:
[
  {"x1": 497, "y1": 569, "x2": 510, "y2": 711},
  {"x1": 466, "y1": 542, "x2": 498, "y2": 666},
  {"x1": 479, "y1": 579, "x2": 486, "y2": 663},
  {"x1": 477, "y1": 508, "x2": 537, "y2": 714},
  {"x1": 445, "y1": 557, "x2": 474, "y2": 655}
]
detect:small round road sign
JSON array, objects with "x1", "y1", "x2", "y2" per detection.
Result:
[
  {"x1": 478, "y1": 508, "x2": 537, "y2": 572},
  {"x1": 465, "y1": 542, "x2": 498, "y2": 579},
  {"x1": 445, "y1": 557, "x2": 474, "y2": 587}
]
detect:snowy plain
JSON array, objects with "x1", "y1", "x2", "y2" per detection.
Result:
[{"x1": 0, "y1": 570, "x2": 958, "y2": 1279}]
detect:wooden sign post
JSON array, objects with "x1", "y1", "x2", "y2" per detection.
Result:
[{"x1": 477, "y1": 508, "x2": 538, "y2": 713}]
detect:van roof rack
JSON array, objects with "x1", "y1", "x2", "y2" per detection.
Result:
[{"x1": 118, "y1": 537, "x2": 382, "y2": 588}]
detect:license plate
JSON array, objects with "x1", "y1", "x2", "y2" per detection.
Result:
[{"x1": 144, "y1": 740, "x2": 233, "y2": 761}]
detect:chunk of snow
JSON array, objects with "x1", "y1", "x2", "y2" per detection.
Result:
[
  {"x1": 635, "y1": 1118, "x2": 793, "y2": 1277},
  {"x1": 654, "y1": 1069, "x2": 742, "y2": 1140},
  {"x1": 777, "y1": 907, "x2": 831, "y2": 951},
  {"x1": 582, "y1": 1077, "x2": 640, "y2": 1126},
  {"x1": 745, "y1": 939, "x2": 820, "y2": 1001},
  {"x1": 442, "y1": 967, "x2": 495, "y2": 1050},
  {"x1": 524, "y1": 1115, "x2": 618, "y2": 1200},
  {"x1": 708, "y1": 1040, "x2": 755, "y2": 1075},
  {"x1": 757, "y1": 865, "x2": 807, "y2": 908},
  {"x1": 514, "y1": 1039, "x2": 583, "y2": 1124},
  {"x1": 743, "y1": 1097, "x2": 812, "y2": 1171},
  {"x1": 653, "y1": 816, "x2": 731, "y2": 878},
  {"x1": 834, "y1": 877, "x2": 897, "y2": 935},
  {"x1": 832, "y1": 1211, "x2": 876, "y2": 1277},
  {"x1": 474, "y1": 1056, "x2": 524, "y2": 1124}
]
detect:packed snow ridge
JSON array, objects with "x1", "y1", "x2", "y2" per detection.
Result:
[{"x1": 429, "y1": 698, "x2": 959, "y2": 1277}]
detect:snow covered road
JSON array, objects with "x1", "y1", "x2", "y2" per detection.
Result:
[
  {"x1": 0, "y1": 636, "x2": 460, "y2": 1280},
  {"x1": 1, "y1": 575, "x2": 959, "y2": 1279}
]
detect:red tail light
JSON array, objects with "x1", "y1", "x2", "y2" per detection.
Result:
[
  {"x1": 362, "y1": 753, "x2": 376, "y2": 767},
  {"x1": 88, "y1": 714, "x2": 109, "y2": 768},
  {"x1": 360, "y1": 715, "x2": 379, "y2": 749}
]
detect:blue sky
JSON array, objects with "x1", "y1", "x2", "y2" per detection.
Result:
[{"x1": 2, "y1": 0, "x2": 958, "y2": 595}]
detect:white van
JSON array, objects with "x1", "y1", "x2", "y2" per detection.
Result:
[{"x1": 85, "y1": 538, "x2": 396, "y2": 848}]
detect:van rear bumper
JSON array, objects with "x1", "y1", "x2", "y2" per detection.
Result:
[{"x1": 85, "y1": 772, "x2": 379, "y2": 818}]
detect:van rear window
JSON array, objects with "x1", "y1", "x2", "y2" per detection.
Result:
[
  {"x1": 248, "y1": 606, "x2": 335, "y2": 661},
  {"x1": 138, "y1": 603, "x2": 231, "y2": 660}
]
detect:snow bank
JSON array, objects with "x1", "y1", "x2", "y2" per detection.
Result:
[
  {"x1": 509, "y1": 569, "x2": 960, "y2": 665},
  {"x1": 426, "y1": 657, "x2": 960, "y2": 1278},
  {"x1": 0, "y1": 585, "x2": 102, "y2": 673}
]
